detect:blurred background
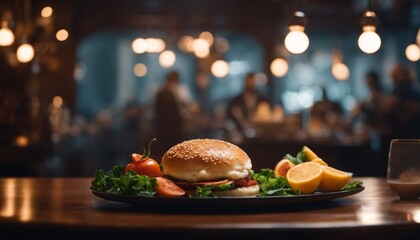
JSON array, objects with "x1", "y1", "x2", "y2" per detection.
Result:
[{"x1": 1, "y1": 0, "x2": 419, "y2": 177}]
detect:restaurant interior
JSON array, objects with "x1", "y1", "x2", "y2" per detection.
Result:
[{"x1": 1, "y1": 0, "x2": 419, "y2": 178}]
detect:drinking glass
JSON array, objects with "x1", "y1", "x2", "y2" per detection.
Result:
[{"x1": 387, "y1": 139, "x2": 420, "y2": 200}]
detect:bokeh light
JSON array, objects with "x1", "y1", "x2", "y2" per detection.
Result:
[
  {"x1": 211, "y1": 60, "x2": 229, "y2": 78},
  {"x1": 56, "y1": 29, "x2": 69, "y2": 41},
  {"x1": 270, "y1": 58, "x2": 289, "y2": 77},
  {"x1": 405, "y1": 44, "x2": 420, "y2": 62},
  {"x1": 133, "y1": 63, "x2": 147, "y2": 77},
  {"x1": 159, "y1": 50, "x2": 176, "y2": 68}
]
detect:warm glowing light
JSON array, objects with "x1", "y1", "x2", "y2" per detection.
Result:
[
  {"x1": 270, "y1": 58, "x2": 288, "y2": 77},
  {"x1": 417, "y1": 29, "x2": 420, "y2": 46},
  {"x1": 133, "y1": 63, "x2": 147, "y2": 77},
  {"x1": 285, "y1": 26, "x2": 309, "y2": 54},
  {"x1": 15, "y1": 136, "x2": 29, "y2": 147},
  {"x1": 19, "y1": 179, "x2": 32, "y2": 222},
  {"x1": 159, "y1": 50, "x2": 176, "y2": 68},
  {"x1": 16, "y1": 43, "x2": 35, "y2": 63},
  {"x1": 405, "y1": 44, "x2": 420, "y2": 62},
  {"x1": 53, "y1": 96, "x2": 63, "y2": 107},
  {"x1": 192, "y1": 38, "x2": 210, "y2": 58},
  {"x1": 332, "y1": 63, "x2": 350, "y2": 81},
  {"x1": 0, "y1": 179, "x2": 16, "y2": 218},
  {"x1": 132, "y1": 38, "x2": 147, "y2": 54},
  {"x1": 145, "y1": 38, "x2": 165, "y2": 53},
  {"x1": 211, "y1": 60, "x2": 229, "y2": 78},
  {"x1": 358, "y1": 27, "x2": 381, "y2": 54},
  {"x1": 0, "y1": 23, "x2": 14, "y2": 46},
  {"x1": 41, "y1": 6, "x2": 53, "y2": 18},
  {"x1": 413, "y1": 210, "x2": 420, "y2": 223},
  {"x1": 55, "y1": 29, "x2": 68, "y2": 41},
  {"x1": 178, "y1": 35, "x2": 194, "y2": 52},
  {"x1": 199, "y1": 31, "x2": 214, "y2": 47}
]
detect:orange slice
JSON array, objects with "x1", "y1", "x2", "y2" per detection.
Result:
[
  {"x1": 274, "y1": 159, "x2": 295, "y2": 177},
  {"x1": 302, "y1": 146, "x2": 319, "y2": 161},
  {"x1": 286, "y1": 162, "x2": 323, "y2": 194},
  {"x1": 318, "y1": 166, "x2": 351, "y2": 192},
  {"x1": 311, "y1": 157, "x2": 328, "y2": 166}
]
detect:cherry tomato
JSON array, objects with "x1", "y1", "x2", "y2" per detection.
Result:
[
  {"x1": 155, "y1": 177, "x2": 185, "y2": 197},
  {"x1": 124, "y1": 139, "x2": 162, "y2": 178},
  {"x1": 124, "y1": 154, "x2": 162, "y2": 177}
]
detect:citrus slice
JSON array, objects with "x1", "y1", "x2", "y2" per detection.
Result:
[
  {"x1": 302, "y1": 146, "x2": 319, "y2": 161},
  {"x1": 318, "y1": 166, "x2": 351, "y2": 192},
  {"x1": 286, "y1": 162, "x2": 323, "y2": 194},
  {"x1": 274, "y1": 159, "x2": 295, "y2": 177},
  {"x1": 311, "y1": 157, "x2": 328, "y2": 166}
]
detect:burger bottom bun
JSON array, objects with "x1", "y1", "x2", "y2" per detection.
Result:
[{"x1": 213, "y1": 185, "x2": 260, "y2": 197}]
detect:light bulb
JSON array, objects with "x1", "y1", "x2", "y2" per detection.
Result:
[
  {"x1": 199, "y1": 31, "x2": 214, "y2": 46},
  {"x1": 358, "y1": 27, "x2": 381, "y2": 54},
  {"x1": 211, "y1": 60, "x2": 229, "y2": 78},
  {"x1": 16, "y1": 43, "x2": 35, "y2": 63},
  {"x1": 133, "y1": 63, "x2": 147, "y2": 77},
  {"x1": 0, "y1": 23, "x2": 14, "y2": 46},
  {"x1": 332, "y1": 63, "x2": 350, "y2": 81},
  {"x1": 178, "y1": 35, "x2": 194, "y2": 52},
  {"x1": 145, "y1": 38, "x2": 165, "y2": 53},
  {"x1": 285, "y1": 26, "x2": 309, "y2": 54},
  {"x1": 56, "y1": 29, "x2": 69, "y2": 41},
  {"x1": 405, "y1": 44, "x2": 420, "y2": 62},
  {"x1": 132, "y1": 38, "x2": 147, "y2": 54},
  {"x1": 192, "y1": 38, "x2": 210, "y2": 58},
  {"x1": 41, "y1": 6, "x2": 53, "y2": 18},
  {"x1": 159, "y1": 50, "x2": 176, "y2": 68},
  {"x1": 270, "y1": 58, "x2": 288, "y2": 77}
]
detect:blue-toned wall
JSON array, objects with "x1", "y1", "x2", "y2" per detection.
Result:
[
  {"x1": 273, "y1": 26, "x2": 420, "y2": 114},
  {"x1": 75, "y1": 30, "x2": 265, "y2": 119}
]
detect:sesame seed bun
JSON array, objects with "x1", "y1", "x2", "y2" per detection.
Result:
[{"x1": 161, "y1": 139, "x2": 253, "y2": 182}]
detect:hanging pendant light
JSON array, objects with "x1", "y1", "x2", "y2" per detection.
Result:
[
  {"x1": 16, "y1": 40, "x2": 34, "y2": 63},
  {"x1": 284, "y1": 11, "x2": 309, "y2": 54},
  {"x1": 0, "y1": 21, "x2": 15, "y2": 46},
  {"x1": 358, "y1": 1, "x2": 381, "y2": 54}
]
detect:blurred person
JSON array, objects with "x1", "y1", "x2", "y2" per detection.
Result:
[
  {"x1": 309, "y1": 87, "x2": 344, "y2": 136},
  {"x1": 375, "y1": 64, "x2": 420, "y2": 177},
  {"x1": 154, "y1": 70, "x2": 191, "y2": 155},
  {"x1": 352, "y1": 71, "x2": 386, "y2": 135},
  {"x1": 381, "y1": 64, "x2": 420, "y2": 139},
  {"x1": 226, "y1": 73, "x2": 272, "y2": 132}
]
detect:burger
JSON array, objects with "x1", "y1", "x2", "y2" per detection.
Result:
[{"x1": 161, "y1": 139, "x2": 260, "y2": 197}]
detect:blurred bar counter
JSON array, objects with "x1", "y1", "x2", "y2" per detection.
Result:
[{"x1": 0, "y1": 115, "x2": 382, "y2": 177}]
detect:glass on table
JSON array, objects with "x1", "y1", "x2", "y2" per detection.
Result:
[{"x1": 387, "y1": 139, "x2": 420, "y2": 200}]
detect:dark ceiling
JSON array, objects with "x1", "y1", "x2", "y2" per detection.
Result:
[{"x1": 1, "y1": 0, "x2": 418, "y2": 40}]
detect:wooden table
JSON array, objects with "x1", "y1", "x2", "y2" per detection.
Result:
[{"x1": 0, "y1": 177, "x2": 419, "y2": 239}]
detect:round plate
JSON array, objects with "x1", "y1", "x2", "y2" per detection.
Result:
[{"x1": 91, "y1": 187, "x2": 364, "y2": 208}]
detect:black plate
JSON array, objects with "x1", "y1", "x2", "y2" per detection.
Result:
[{"x1": 91, "y1": 187, "x2": 364, "y2": 208}]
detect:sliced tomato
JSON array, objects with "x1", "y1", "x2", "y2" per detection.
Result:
[
  {"x1": 155, "y1": 177, "x2": 186, "y2": 197},
  {"x1": 234, "y1": 178, "x2": 258, "y2": 188}
]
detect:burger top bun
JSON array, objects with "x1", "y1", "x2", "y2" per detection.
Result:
[{"x1": 161, "y1": 139, "x2": 252, "y2": 182}]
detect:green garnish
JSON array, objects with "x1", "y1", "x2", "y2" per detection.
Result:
[
  {"x1": 194, "y1": 183, "x2": 235, "y2": 197},
  {"x1": 283, "y1": 148, "x2": 306, "y2": 165},
  {"x1": 341, "y1": 180, "x2": 364, "y2": 190},
  {"x1": 252, "y1": 169, "x2": 300, "y2": 196},
  {"x1": 91, "y1": 165, "x2": 156, "y2": 196}
]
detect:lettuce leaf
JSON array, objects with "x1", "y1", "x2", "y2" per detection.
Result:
[{"x1": 91, "y1": 165, "x2": 156, "y2": 196}]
